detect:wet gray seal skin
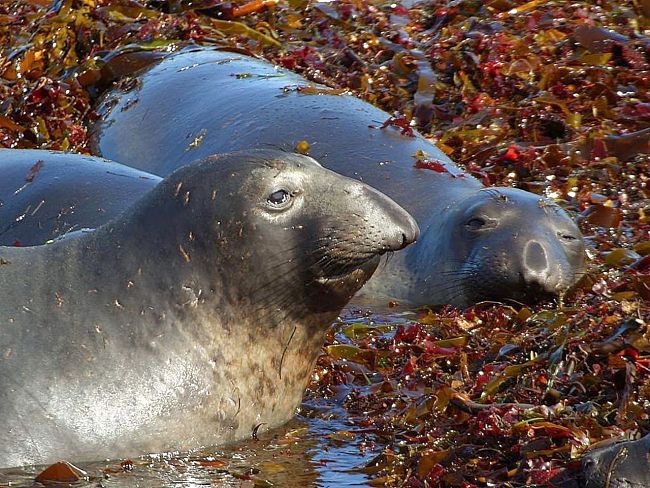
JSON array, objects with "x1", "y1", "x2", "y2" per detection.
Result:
[
  {"x1": 92, "y1": 47, "x2": 585, "y2": 307},
  {"x1": 0, "y1": 149, "x2": 419, "y2": 468},
  {"x1": 0, "y1": 149, "x2": 161, "y2": 246},
  {"x1": 581, "y1": 435, "x2": 650, "y2": 487}
]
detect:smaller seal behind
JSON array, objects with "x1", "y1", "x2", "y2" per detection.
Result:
[
  {"x1": 581, "y1": 435, "x2": 650, "y2": 488},
  {"x1": 0, "y1": 149, "x2": 418, "y2": 468}
]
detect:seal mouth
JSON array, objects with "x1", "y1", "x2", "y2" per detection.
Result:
[
  {"x1": 304, "y1": 256, "x2": 381, "y2": 313},
  {"x1": 315, "y1": 255, "x2": 381, "y2": 302},
  {"x1": 471, "y1": 280, "x2": 561, "y2": 307},
  {"x1": 316, "y1": 255, "x2": 381, "y2": 287}
]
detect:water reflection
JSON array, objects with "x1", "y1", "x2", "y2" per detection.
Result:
[{"x1": 0, "y1": 407, "x2": 374, "y2": 487}]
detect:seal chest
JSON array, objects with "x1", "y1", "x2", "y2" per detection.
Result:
[{"x1": 0, "y1": 149, "x2": 418, "y2": 468}]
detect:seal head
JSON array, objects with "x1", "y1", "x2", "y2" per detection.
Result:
[
  {"x1": 393, "y1": 187, "x2": 585, "y2": 307},
  {"x1": 187, "y1": 151, "x2": 419, "y2": 313}
]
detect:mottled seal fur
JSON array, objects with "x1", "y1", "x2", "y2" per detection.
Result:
[
  {"x1": 0, "y1": 149, "x2": 418, "y2": 468},
  {"x1": 91, "y1": 47, "x2": 586, "y2": 307}
]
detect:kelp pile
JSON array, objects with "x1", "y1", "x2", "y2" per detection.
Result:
[{"x1": 1, "y1": 0, "x2": 648, "y2": 486}]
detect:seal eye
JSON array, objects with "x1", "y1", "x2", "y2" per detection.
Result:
[
  {"x1": 582, "y1": 457, "x2": 596, "y2": 470},
  {"x1": 267, "y1": 189, "x2": 291, "y2": 208},
  {"x1": 559, "y1": 232, "x2": 578, "y2": 242},
  {"x1": 466, "y1": 217, "x2": 487, "y2": 230}
]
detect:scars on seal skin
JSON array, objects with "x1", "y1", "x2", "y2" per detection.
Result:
[
  {"x1": 91, "y1": 47, "x2": 586, "y2": 308},
  {"x1": 0, "y1": 150, "x2": 419, "y2": 468},
  {"x1": 0, "y1": 149, "x2": 161, "y2": 245}
]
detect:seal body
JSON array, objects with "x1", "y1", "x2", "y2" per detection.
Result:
[
  {"x1": 582, "y1": 435, "x2": 650, "y2": 487},
  {"x1": 0, "y1": 150, "x2": 418, "y2": 468},
  {"x1": 0, "y1": 149, "x2": 160, "y2": 245},
  {"x1": 92, "y1": 48, "x2": 586, "y2": 307}
]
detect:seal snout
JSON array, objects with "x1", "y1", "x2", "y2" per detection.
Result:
[
  {"x1": 311, "y1": 182, "x2": 418, "y2": 297},
  {"x1": 393, "y1": 214, "x2": 420, "y2": 251},
  {"x1": 361, "y1": 185, "x2": 420, "y2": 253},
  {"x1": 524, "y1": 240, "x2": 548, "y2": 274},
  {"x1": 521, "y1": 238, "x2": 568, "y2": 296}
]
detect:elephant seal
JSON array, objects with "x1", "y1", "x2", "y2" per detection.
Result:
[
  {"x1": 0, "y1": 149, "x2": 160, "y2": 246},
  {"x1": 0, "y1": 149, "x2": 418, "y2": 468},
  {"x1": 91, "y1": 47, "x2": 586, "y2": 307},
  {"x1": 581, "y1": 435, "x2": 650, "y2": 487}
]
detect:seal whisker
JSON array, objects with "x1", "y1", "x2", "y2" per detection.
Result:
[
  {"x1": 278, "y1": 325, "x2": 297, "y2": 379},
  {"x1": 248, "y1": 255, "x2": 322, "y2": 320},
  {"x1": 246, "y1": 251, "x2": 326, "y2": 302},
  {"x1": 251, "y1": 274, "x2": 303, "y2": 313},
  {"x1": 439, "y1": 267, "x2": 478, "y2": 275},
  {"x1": 426, "y1": 279, "x2": 470, "y2": 295},
  {"x1": 422, "y1": 271, "x2": 480, "y2": 299}
]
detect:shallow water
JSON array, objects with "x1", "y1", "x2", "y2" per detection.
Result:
[
  {"x1": 0, "y1": 405, "x2": 375, "y2": 488},
  {"x1": 0, "y1": 305, "x2": 412, "y2": 488}
]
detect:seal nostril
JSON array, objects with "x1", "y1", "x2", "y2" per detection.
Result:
[
  {"x1": 525, "y1": 241, "x2": 548, "y2": 273},
  {"x1": 397, "y1": 218, "x2": 419, "y2": 250}
]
